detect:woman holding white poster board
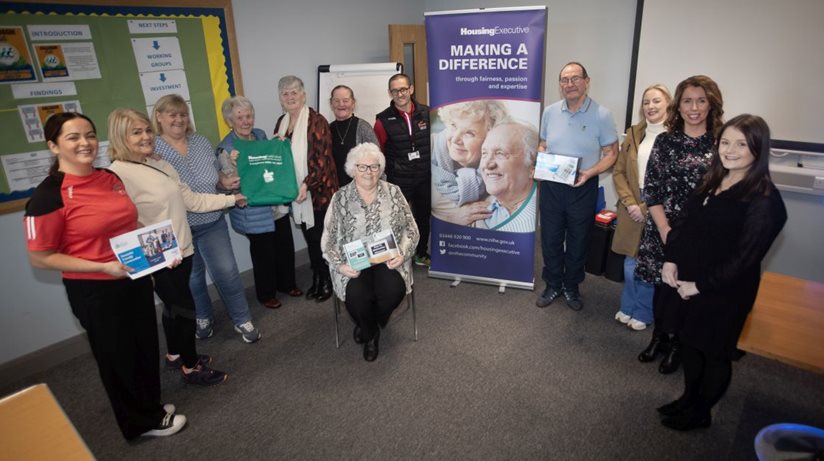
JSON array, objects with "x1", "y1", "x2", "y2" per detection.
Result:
[
  {"x1": 321, "y1": 143, "x2": 419, "y2": 362},
  {"x1": 108, "y1": 108, "x2": 235, "y2": 386}
]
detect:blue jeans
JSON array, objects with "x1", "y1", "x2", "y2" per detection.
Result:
[
  {"x1": 618, "y1": 256, "x2": 654, "y2": 324},
  {"x1": 190, "y1": 216, "x2": 252, "y2": 326},
  {"x1": 539, "y1": 177, "x2": 598, "y2": 293}
]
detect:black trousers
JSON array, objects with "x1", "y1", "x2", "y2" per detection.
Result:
[
  {"x1": 680, "y1": 344, "x2": 733, "y2": 414},
  {"x1": 274, "y1": 214, "x2": 298, "y2": 291},
  {"x1": 539, "y1": 177, "x2": 598, "y2": 293},
  {"x1": 246, "y1": 230, "x2": 278, "y2": 301},
  {"x1": 344, "y1": 264, "x2": 406, "y2": 341},
  {"x1": 152, "y1": 256, "x2": 199, "y2": 368},
  {"x1": 63, "y1": 276, "x2": 165, "y2": 439},
  {"x1": 300, "y1": 209, "x2": 329, "y2": 279},
  {"x1": 400, "y1": 181, "x2": 431, "y2": 257}
]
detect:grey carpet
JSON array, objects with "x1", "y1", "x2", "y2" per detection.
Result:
[{"x1": 3, "y1": 260, "x2": 823, "y2": 460}]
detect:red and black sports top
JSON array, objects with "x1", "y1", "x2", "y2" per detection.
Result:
[{"x1": 24, "y1": 169, "x2": 138, "y2": 280}]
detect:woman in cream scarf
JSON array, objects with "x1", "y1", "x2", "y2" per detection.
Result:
[{"x1": 274, "y1": 75, "x2": 339, "y2": 302}]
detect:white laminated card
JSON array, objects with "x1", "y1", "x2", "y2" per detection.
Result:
[
  {"x1": 534, "y1": 152, "x2": 580, "y2": 185},
  {"x1": 343, "y1": 228, "x2": 400, "y2": 270},
  {"x1": 109, "y1": 219, "x2": 181, "y2": 279}
]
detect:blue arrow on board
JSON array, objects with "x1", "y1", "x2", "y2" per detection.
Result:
[
  {"x1": 152, "y1": 40, "x2": 160, "y2": 50},
  {"x1": 159, "y1": 73, "x2": 166, "y2": 82}
]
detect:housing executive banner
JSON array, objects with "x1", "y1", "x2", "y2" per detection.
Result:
[{"x1": 425, "y1": 6, "x2": 546, "y2": 290}]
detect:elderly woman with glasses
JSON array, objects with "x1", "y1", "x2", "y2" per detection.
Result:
[{"x1": 321, "y1": 143, "x2": 419, "y2": 362}]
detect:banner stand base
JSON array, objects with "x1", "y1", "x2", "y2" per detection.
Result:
[{"x1": 429, "y1": 270, "x2": 534, "y2": 292}]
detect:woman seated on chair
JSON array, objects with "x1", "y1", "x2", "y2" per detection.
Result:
[{"x1": 321, "y1": 142, "x2": 419, "y2": 362}]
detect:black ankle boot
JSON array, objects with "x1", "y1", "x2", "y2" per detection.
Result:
[
  {"x1": 363, "y1": 328, "x2": 380, "y2": 362},
  {"x1": 638, "y1": 333, "x2": 670, "y2": 363},
  {"x1": 659, "y1": 338, "x2": 682, "y2": 374},
  {"x1": 657, "y1": 397, "x2": 693, "y2": 417},
  {"x1": 315, "y1": 276, "x2": 333, "y2": 302},
  {"x1": 305, "y1": 272, "x2": 320, "y2": 299},
  {"x1": 661, "y1": 407, "x2": 711, "y2": 431}
]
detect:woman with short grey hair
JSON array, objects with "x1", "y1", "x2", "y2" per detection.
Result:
[{"x1": 321, "y1": 142, "x2": 418, "y2": 362}]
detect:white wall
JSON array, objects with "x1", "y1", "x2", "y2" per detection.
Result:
[{"x1": 231, "y1": 0, "x2": 425, "y2": 134}]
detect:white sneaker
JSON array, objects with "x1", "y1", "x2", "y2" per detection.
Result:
[
  {"x1": 234, "y1": 321, "x2": 261, "y2": 343},
  {"x1": 615, "y1": 311, "x2": 632, "y2": 324},
  {"x1": 627, "y1": 319, "x2": 648, "y2": 331},
  {"x1": 142, "y1": 413, "x2": 186, "y2": 437}
]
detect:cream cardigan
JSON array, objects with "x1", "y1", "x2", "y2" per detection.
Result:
[{"x1": 109, "y1": 158, "x2": 235, "y2": 258}]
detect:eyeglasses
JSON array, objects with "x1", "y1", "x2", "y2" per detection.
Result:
[
  {"x1": 389, "y1": 87, "x2": 410, "y2": 96},
  {"x1": 559, "y1": 76, "x2": 585, "y2": 85},
  {"x1": 355, "y1": 164, "x2": 380, "y2": 172}
]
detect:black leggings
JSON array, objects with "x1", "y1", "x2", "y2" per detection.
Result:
[
  {"x1": 300, "y1": 209, "x2": 329, "y2": 278},
  {"x1": 246, "y1": 231, "x2": 278, "y2": 301},
  {"x1": 680, "y1": 344, "x2": 733, "y2": 413},
  {"x1": 344, "y1": 264, "x2": 406, "y2": 341},
  {"x1": 274, "y1": 214, "x2": 298, "y2": 291},
  {"x1": 152, "y1": 256, "x2": 199, "y2": 369},
  {"x1": 401, "y1": 181, "x2": 431, "y2": 257}
]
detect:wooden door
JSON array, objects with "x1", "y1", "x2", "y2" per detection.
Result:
[{"x1": 388, "y1": 24, "x2": 428, "y2": 105}]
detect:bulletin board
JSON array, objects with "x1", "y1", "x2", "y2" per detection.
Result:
[{"x1": 0, "y1": 0, "x2": 243, "y2": 214}]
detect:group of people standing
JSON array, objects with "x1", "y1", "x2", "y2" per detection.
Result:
[
  {"x1": 22, "y1": 72, "x2": 431, "y2": 439},
  {"x1": 23, "y1": 61, "x2": 787, "y2": 439},
  {"x1": 537, "y1": 62, "x2": 786, "y2": 431}
]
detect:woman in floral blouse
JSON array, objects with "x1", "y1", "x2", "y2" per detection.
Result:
[
  {"x1": 321, "y1": 143, "x2": 419, "y2": 362},
  {"x1": 635, "y1": 75, "x2": 724, "y2": 374}
]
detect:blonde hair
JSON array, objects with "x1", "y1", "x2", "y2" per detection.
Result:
[
  {"x1": 107, "y1": 108, "x2": 152, "y2": 162},
  {"x1": 152, "y1": 94, "x2": 193, "y2": 135},
  {"x1": 638, "y1": 84, "x2": 672, "y2": 121}
]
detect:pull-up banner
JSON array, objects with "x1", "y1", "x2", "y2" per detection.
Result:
[{"x1": 425, "y1": 6, "x2": 546, "y2": 290}]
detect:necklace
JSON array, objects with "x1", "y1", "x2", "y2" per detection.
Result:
[{"x1": 335, "y1": 117, "x2": 354, "y2": 145}]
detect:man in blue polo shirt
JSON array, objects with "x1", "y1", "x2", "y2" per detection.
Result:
[{"x1": 537, "y1": 62, "x2": 618, "y2": 311}]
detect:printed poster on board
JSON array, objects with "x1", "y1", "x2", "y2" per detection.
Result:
[{"x1": 0, "y1": 26, "x2": 37, "y2": 83}]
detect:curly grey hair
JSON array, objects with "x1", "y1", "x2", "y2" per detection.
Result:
[{"x1": 344, "y1": 142, "x2": 386, "y2": 178}]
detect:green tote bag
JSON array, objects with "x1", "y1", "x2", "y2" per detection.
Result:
[{"x1": 234, "y1": 138, "x2": 299, "y2": 206}]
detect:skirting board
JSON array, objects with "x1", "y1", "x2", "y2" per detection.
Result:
[{"x1": 0, "y1": 249, "x2": 309, "y2": 390}]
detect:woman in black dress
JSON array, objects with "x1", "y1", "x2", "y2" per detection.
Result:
[{"x1": 656, "y1": 114, "x2": 787, "y2": 431}]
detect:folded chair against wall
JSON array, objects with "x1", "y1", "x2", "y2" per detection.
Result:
[{"x1": 333, "y1": 288, "x2": 417, "y2": 348}]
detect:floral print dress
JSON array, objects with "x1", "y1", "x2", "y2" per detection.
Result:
[{"x1": 635, "y1": 130, "x2": 715, "y2": 284}]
